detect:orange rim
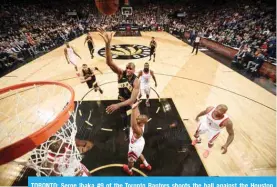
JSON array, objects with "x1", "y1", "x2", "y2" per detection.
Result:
[{"x1": 0, "y1": 81, "x2": 75, "y2": 165}]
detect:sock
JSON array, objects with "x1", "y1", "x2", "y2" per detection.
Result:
[{"x1": 143, "y1": 160, "x2": 149, "y2": 167}]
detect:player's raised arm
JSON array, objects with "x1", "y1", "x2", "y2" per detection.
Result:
[
  {"x1": 130, "y1": 100, "x2": 143, "y2": 136},
  {"x1": 98, "y1": 27, "x2": 123, "y2": 75}
]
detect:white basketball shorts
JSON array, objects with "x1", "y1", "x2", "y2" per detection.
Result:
[
  {"x1": 196, "y1": 119, "x2": 220, "y2": 144},
  {"x1": 128, "y1": 137, "x2": 145, "y2": 162}
]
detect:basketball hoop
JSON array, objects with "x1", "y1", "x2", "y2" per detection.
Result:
[
  {"x1": 0, "y1": 81, "x2": 85, "y2": 176},
  {"x1": 121, "y1": 6, "x2": 133, "y2": 17}
]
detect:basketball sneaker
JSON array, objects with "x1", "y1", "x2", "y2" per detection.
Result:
[
  {"x1": 123, "y1": 164, "x2": 133, "y2": 175},
  {"x1": 140, "y1": 163, "x2": 152, "y2": 171}
]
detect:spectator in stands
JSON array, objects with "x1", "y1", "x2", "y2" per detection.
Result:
[
  {"x1": 232, "y1": 44, "x2": 251, "y2": 67},
  {"x1": 245, "y1": 52, "x2": 265, "y2": 73}
]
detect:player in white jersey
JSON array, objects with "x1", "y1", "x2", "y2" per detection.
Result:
[
  {"x1": 138, "y1": 62, "x2": 157, "y2": 107},
  {"x1": 191, "y1": 104, "x2": 234, "y2": 158},
  {"x1": 122, "y1": 100, "x2": 152, "y2": 176},
  {"x1": 64, "y1": 42, "x2": 82, "y2": 73},
  {"x1": 43, "y1": 138, "x2": 93, "y2": 176}
]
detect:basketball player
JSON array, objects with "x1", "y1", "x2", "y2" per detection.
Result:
[
  {"x1": 80, "y1": 64, "x2": 103, "y2": 94},
  {"x1": 43, "y1": 138, "x2": 93, "y2": 176},
  {"x1": 191, "y1": 33, "x2": 201, "y2": 55},
  {"x1": 137, "y1": 62, "x2": 157, "y2": 107},
  {"x1": 149, "y1": 37, "x2": 157, "y2": 62},
  {"x1": 98, "y1": 28, "x2": 139, "y2": 113},
  {"x1": 98, "y1": 27, "x2": 140, "y2": 139},
  {"x1": 64, "y1": 42, "x2": 82, "y2": 72},
  {"x1": 191, "y1": 104, "x2": 234, "y2": 158},
  {"x1": 123, "y1": 100, "x2": 152, "y2": 176},
  {"x1": 84, "y1": 33, "x2": 95, "y2": 59}
]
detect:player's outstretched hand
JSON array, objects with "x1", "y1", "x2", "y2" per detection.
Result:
[
  {"x1": 97, "y1": 27, "x2": 114, "y2": 45},
  {"x1": 106, "y1": 104, "x2": 119, "y2": 114}
]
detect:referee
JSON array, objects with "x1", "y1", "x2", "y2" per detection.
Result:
[{"x1": 191, "y1": 33, "x2": 201, "y2": 55}]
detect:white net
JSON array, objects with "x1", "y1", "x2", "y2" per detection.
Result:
[
  {"x1": 0, "y1": 82, "x2": 85, "y2": 176},
  {"x1": 27, "y1": 109, "x2": 84, "y2": 176}
]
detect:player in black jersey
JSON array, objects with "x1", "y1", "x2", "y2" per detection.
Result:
[
  {"x1": 98, "y1": 27, "x2": 140, "y2": 140},
  {"x1": 149, "y1": 37, "x2": 157, "y2": 62},
  {"x1": 98, "y1": 27, "x2": 140, "y2": 113},
  {"x1": 84, "y1": 33, "x2": 95, "y2": 59},
  {"x1": 80, "y1": 64, "x2": 103, "y2": 94}
]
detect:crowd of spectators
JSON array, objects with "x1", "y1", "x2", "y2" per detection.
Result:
[
  {"x1": 0, "y1": 0, "x2": 98, "y2": 75},
  {"x1": 0, "y1": 0, "x2": 275, "y2": 77},
  {"x1": 163, "y1": 0, "x2": 275, "y2": 74}
]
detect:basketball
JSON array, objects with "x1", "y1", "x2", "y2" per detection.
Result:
[{"x1": 95, "y1": 0, "x2": 119, "y2": 15}]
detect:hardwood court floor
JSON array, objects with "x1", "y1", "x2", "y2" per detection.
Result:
[{"x1": 0, "y1": 31, "x2": 275, "y2": 185}]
